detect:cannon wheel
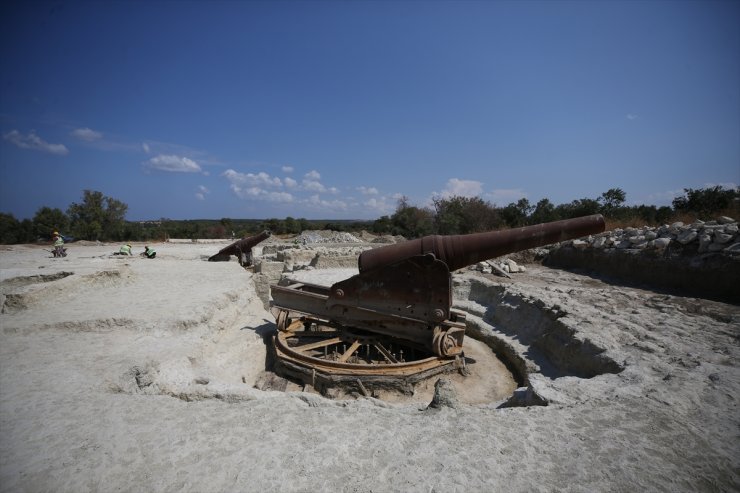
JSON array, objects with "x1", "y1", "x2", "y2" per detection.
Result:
[
  {"x1": 272, "y1": 318, "x2": 458, "y2": 380},
  {"x1": 276, "y1": 309, "x2": 291, "y2": 332},
  {"x1": 276, "y1": 309, "x2": 304, "y2": 332}
]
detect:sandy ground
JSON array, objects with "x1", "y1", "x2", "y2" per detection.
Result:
[{"x1": 0, "y1": 241, "x2": 738, "y2": 492}]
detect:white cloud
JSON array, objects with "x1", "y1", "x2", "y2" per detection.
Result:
[
  {"x1": 436, "y1": 178, "x2": 483, "y2": 199},
  {"x1": 282, "y1": 165, "x2": 294, "y2": 173},
  {"x1": 267, "y1": 191, "x2": 294, "y2": 203},
  {"x1": 363, "y1": 196, "x2": 394, "y2": 214},
  {"x1": 229, "y1": 184, "x2": 293, "y2": 203},
  {"x1": 222, "y1": 167, "x2": 357, "y2": 210},
  {"x1": 489, "y1": 188, "x2": 527, "y2": 205},
  {"x1": 142, "y1": 142, "x2": 151, "y2": 153},
  {"x1": 3, "y1": 130, "x2": 68, "y2": 155},
  {"x1": 222, "y1": 169, "x2": 282, "y2": 187},
  {"x1": 223, "y1": 170, "x2": 293, "y2": 203},
  {"x1": 70, "y1": 127, "x2": 102, "y2": 141},
  {"x1": 195, "y1": 185, "x2": 210, "y2": 201},
  {"x1": 306, "y1": 194, "x2": 347, "y2": 211},
  {"x1": 446, "y1": 178, "x2": 483, "y2": 197},
  {"x1": 303, "y1": 180, "x2": 326, "y2": 192},
  {"x1": 357, "y1": 186, "x2": 379, "y2": 195},
  {"x1": 626, "y1": 113, "x2": 639, "y2": 120},
  {"x1": 146, "y1": 154, "x2": 202, "y2": 173},
  {"x1": 301, "y1": 170, "x2": 327, "y2": 192}
]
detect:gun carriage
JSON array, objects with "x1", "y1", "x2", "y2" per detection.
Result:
[{"x1": 269, "y1": 215, "x2": 605, "y2": 393}]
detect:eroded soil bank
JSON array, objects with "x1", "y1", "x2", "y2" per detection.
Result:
[{"x1": 546, "y1": 246, "x2": 740, "y2": 303}]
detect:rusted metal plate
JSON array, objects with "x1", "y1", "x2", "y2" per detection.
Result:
[{"x1": 328, "y1": 254, "x2": 452, "y2": 324}]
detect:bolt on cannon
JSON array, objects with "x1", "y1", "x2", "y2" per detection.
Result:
[{"x1": 269, "y1": 215, "x2": 605, "y2": 394}]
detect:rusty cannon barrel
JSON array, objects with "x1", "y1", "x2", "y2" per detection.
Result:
[
  {"x1": 208, "y1": 230, "x2": 271, "y2": 263},
  {"x1": 358, "y1": 214, "x2": 605, "y2": 273}
]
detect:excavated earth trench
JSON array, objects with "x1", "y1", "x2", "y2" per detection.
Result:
[{"x1": 251, "y1": 269, "x2": 624, "y2": 406}]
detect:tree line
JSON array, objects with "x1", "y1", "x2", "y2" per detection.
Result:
[
  {"x1": 369, "y1": 186, "x2": 738, "y2": 238},
  {"x1": 0, "y1": 186, "x2": 738, "y2": 244}
]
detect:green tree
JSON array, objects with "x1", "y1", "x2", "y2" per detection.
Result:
[
  {"x1": 672, "y1": 186, "x2": 739, "y2": 217},
  {"x1": 220, "y1": 217, "x2": 233, "y2": 237},
  {"x1": 0, "y1": 213, "x2": 22, "y2": 244},
  {"x1": 260, "y1": 218, "x2": 282, "y2": 234},
  {"x1": 390, "y1": 196, "x2": 434, "y2": 238},
  {"x1": 372, "y1": 215, "x2": 392, "y2": 234},
  {"x1": 67, "y1": 190, "x2": 128, "y2": 241},
  {"x1": 556, "y1": 198, "x2": 600, "y2": 219},
  {"x1": 600, "y1": 188, "x2": 626, "y2": 209},
  {"x1": 284, "y1": 216, "x2": 300, "y2": 234},
  {"x1": 599, "y1": 188, "x2": 627, "y2": 218},
  {"x1": 32, "y1": 206, "x2": 70, "y2": 239},
  {"x1": 655, "y1": 206, "x2": 673, "y2": 224},
  {"x1": 501, "y1": 198, "x2": 532, "y2": 227},
  {"x1": 529, "y1": 198, "x2": 559, "y2": 224},
  {"x1": 433, "y1": 196, "x2": 501, "y2": 234},
  {"x1": 298, "y1": 218, "x2": 311, "y2": 232}
]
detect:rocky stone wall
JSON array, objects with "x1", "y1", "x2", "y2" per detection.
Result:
[{"x1": 545, "y1": 216, "x2": 739, "y2": 303}]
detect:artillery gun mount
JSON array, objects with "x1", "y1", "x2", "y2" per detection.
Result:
[
  {"x1": 269, "y1": 215, "x2": 606, "y2": 398},
  {"x1": 209, "y1": 230, "x2": 271, "y2": 267}
]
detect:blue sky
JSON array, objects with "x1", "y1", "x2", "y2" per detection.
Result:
[{"x1": 1, "y1": 1, "x2": 738, "y2": 221}]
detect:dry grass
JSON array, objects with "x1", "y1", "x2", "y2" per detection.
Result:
[{"x1": 603, "y1": 208, "x2": 738, "y2": 232}]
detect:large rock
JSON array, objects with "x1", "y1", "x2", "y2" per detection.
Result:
[
  {"x1": 676, "y1": 230, "x2": 698, "y2": 245},
  {"x1": 654, "y1": 238, "x2": 672, "y2": 249},
  {"x1": 427, "y1": 378, "x2": 459, "y2": 410},
  {"x1": 255, "y1": 260, "x2": 285, "y2": 276},
  {"x1": 698, "y1": 235, "x2": 712, "y2": 253},
  {"x1": 714, "y1": 233, "x2": 733, "y2": 244}
]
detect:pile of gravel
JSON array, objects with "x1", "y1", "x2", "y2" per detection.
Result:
[{"x1": 295, "y1": 230, "x2": 362, "y2": 245}]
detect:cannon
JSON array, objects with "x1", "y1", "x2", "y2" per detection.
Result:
[
  {"x1": 269, "y1": 215, "x2": 605, "y2": 390},
  {"x1": 208, "y1": 230, "x2": 271, "y2": 266}
]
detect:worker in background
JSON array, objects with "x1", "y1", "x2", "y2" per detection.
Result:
[
  {"x1": 52, "y1": 231, "x2": 67, "y2": 257},
  {"x1": 142, "y1": 245, "x2": 156, "y2": 259},
  {"x1": 116, "y1": 244, "x2": 132, "y2": 256}
]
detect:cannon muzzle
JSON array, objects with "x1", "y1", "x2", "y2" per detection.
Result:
[
  {"x1": 208, "y1": 230, "x2": 271, "y2": 263},
  {"x1": 358, "y1": 214, "x2": 605, "y2": 272}
]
